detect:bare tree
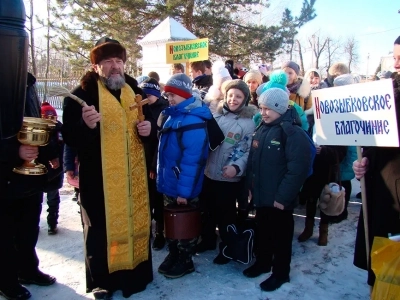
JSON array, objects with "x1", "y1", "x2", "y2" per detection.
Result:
[
  {"x1": 309, "y1": 34, "x2": 328, "y2": 69},
  {"x1": 295, "y1": 39, "x2": 305, "y2": 76},
  {"x1": 27, "y1": 0, "x2": 37, "y2": 76},
  {"x1": 42, "y1": 1, "x2": 49, "y2": 100},
  {"x1": 343, "y1": 36, "x2": 359, "y2": 73},
  {"x1": 324, "y1": 37, "x2": 342, "y2": 71}
]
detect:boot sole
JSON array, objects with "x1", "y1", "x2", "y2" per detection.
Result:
[
  {"x1": 163, "y1": 267, "x2": 195, "y2": 279},
  {"x1": 0, "y1": 289, "x2": 32, "y2": 300},
  {"x1": 18, "y1": 278, "x2": 56, "y2": 286}
]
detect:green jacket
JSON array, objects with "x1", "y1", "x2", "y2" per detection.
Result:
[{"x1": 247, "y1": 107, "x2": 313, "y2": 210}]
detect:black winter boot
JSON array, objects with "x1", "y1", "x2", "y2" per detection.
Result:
[
  {"x1": 164, "y1": 251, "x2": 195, "y2": 279},
  {"x1": 158, "y1": 241, "x2": 179, "y2": 274},
  {"x1": 298, "y1": 218, "x2": 314, "y2": 242},
  {"x1": 152, "y1": 221, "x2": 166, "y2": 250}
]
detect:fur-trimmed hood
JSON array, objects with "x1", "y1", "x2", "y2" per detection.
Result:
[
  {"x1": 296, "y1": 77, "x2": 311, "y2": 98},
  {"x1": 216, "y1": 100, "x2": 257, "y2": 119}
]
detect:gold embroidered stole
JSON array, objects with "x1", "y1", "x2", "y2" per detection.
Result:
[{"x1": 98, "y1": 81, "x2": 150, "y2": 273}]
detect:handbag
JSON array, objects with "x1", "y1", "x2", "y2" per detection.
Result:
[
  {"x1": 222, "y1": 224, "x2": 254, "y2": 264},
  {"x1": 318, "y1": 151, "x2": 346, "y2": 216},
  {"x1": 319, "y1": 182, "x2": 345, "y2": 216}
]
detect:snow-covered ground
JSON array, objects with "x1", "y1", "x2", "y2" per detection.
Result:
[{"x1": 8, "y1": 179, "x2": 370, "y2": 300}]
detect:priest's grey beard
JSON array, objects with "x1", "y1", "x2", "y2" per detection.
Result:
[{"x1": 100, "y1": 73, "x2": 126, "y2": 90}]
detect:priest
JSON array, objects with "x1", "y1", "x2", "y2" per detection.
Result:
[{"x1": 62, "y1": 37, "x2": 153, "y2": 300}]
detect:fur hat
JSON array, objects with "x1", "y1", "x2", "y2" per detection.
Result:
[
  {"x1": 319, "y1": 183, "x2": 346, "y2": 216},
  {"x1": 140, "y1": 78, "x2": 161, "y2": 98},
  {"x1": 282, "y1": 61, "x2": 300, "y2": 75},
  {"x1": 258, "y1": 88, "x2": 289, "y2": 115},
  {"x1": 41, "y1": 102, "x2": 57, "y2": 120},
  {"x1": 223, "y1": 79, "x2": 251, "y2": 109},
  {"x1": 204, "y1": 61, "x2": 232, "y2": 101},
  {"x1": 90, "y1": 37, "x2": 127, "y2": 64},
  {"x1": 334, "y1": 74, "x2": 354, "y2": 86},
  {"x1": 243, "y1": 69, "x2": 263, "y2": 85},
  {"x1": 164, "y1": 74, "x2": 193, "y2": 99},
  {"x1": 328, "y1": 63, "x2": 349, "y2": 77}
]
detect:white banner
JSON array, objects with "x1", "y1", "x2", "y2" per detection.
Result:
[{"x1": 312, "y1": 79, "x2": 399, "y2": 147}]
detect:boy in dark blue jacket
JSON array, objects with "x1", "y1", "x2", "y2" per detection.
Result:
[{"x1": 245, "y1": 88, "x2": 313, "y2": 291}]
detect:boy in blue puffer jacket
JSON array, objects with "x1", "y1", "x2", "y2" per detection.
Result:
[{"x1": 157, "y1": 73, "x2": 212, "y2": 279}]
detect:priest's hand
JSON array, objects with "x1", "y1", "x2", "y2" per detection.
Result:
[
  {"x1": 353, "y1": 157, "x2": 369, "y2": 179},
  {"x1": 137, "y1": 120, "x2": 151, "y2": 136},
  {"x1": 82, "y1": 105, "x2": 101, "y2": 129},
  {"x1": 177, "y1": 196, "x2": 187, "y2": 205},
  {"x1": 19, "y1": 145, "x2": 38, "y2": 161}
]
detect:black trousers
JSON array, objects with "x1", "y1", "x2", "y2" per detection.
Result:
[
  {"x1": 199, "y1": 176, "x2": 239, "y2": 246},
  {"x1": 0, "y1": 192, "x2": 43, "y2": 288},
  {"x1": 46, "y1": 189, "x2": 60, "y2": 226},
  {"x1": 255, "y1": 206, "x2": 294, "y2": 279},
  {"x1": 148, "y1": 177, "x2": 164, "y2": 224}
]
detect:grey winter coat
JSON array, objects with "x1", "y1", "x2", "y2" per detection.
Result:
[
  {"x1": 246, "y1": 108, "x2": 313, "y2": 210},
  {"x1": 204, "y1": 104, "x2": 257, "y2": 182}
]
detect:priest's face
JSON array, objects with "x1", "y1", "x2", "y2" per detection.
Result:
[{"x1": 94, "y1": 57, "x2": 126, "y2": 90}]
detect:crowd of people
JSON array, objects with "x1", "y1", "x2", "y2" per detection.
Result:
[{"x1": 1, "y1": 35, "x2": 399, "y2": 300}]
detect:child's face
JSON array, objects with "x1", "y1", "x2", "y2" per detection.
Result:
[
  {"x1": 146, "y1": 94, "x2": 158, "y2": 104},
  {"x1": 226, "y1": 88, "x2": 245, "y2": 111},
  {"x1": 309, "y1": 73, "x2": 320, "y2": 86},
  {"x1": 259, "y1": 104, "x2": 281, "y2": 123},
  {"x1": 284, "y1": 67, "x2": 297, "y2": 85},
  {"x1": 246, "y1": 79, "x2": 259, "y2": 93},
  {"x1": 165, "y1": 93, "x2": 186, "y2": 106}
]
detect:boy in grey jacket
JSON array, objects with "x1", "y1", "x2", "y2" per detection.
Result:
[{"x1": 244, "y1": 88, "x2": 313, "y2": 291}]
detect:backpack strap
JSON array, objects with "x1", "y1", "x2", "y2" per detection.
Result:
[{"x1": 174, "y1": 122, "x2": 207, "y2": 157}]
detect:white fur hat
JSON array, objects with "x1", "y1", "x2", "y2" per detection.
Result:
[{"x1": 204, "y1": 60, "x2": 232, "y2": 100}]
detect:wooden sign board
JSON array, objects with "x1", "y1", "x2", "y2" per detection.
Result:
[{"x1": 166, "y1": 38, "x2": 209, "y2": 64}]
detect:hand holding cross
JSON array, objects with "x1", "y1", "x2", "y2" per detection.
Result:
[{"x1": 130, "y1": 94, "x2": 149, "y2": 122}]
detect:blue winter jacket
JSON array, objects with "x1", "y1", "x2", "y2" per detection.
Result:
[{"x1": 157, "y1": 96, "x2": 212, "y2": 199}]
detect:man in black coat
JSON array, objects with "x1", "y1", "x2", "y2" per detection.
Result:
[
  {"x1": 353, "y1": 36, "x2": 400, "y2": 287},
  {"x1": 0, "y1": 73, "x2": 56, "y2": 300},
  {"x1": 62, "y1": 37, "x2": 153, "y2": 299}
]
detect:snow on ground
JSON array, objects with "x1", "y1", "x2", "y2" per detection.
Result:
[{"x1": 7, "y1": 179, "x2": 370, "y2": 300}]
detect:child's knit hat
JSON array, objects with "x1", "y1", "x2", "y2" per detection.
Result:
[
  {"x1": 281, "y1": 61, "x2": 300, "y2": 75},
  {"x1": 204, "y1": 61, "x2": 232, "y2": 100},
  {"x1": 224, "y1": 79, "x2": 251, "y2": 109},
  {"x1": 258, "y1": 88, "x2": 289, "y2": 115},
  {"x1": 243, "y1": 69, "x2": 263, "y2": 85},
  {"x1": 256, "y1": 70, "x2": 289, "y2": 97},
  {"x1": 164, "y1": 73, "x2": 193, "y2": 99},
  {"x1": 333, "y1": 74, "x2": 354, "y2": 86},
  {"x1": 41, "y1": 102, "x2": 57, "y2": 120},
  {"x1": 140, "y1": 78, "x2": 161, "y2": 98}
]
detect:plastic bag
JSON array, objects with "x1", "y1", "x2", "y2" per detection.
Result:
[{"x1": 371, "y1": 236, "x2": 400, "y2": 300}]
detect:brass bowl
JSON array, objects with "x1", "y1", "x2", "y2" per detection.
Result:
[
  {"x1": 17, "y1": 117, "x2": 55, "y2": 146},
  {"x1": 13, "y1": 117, "x2": 56, "y2": 175}
]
